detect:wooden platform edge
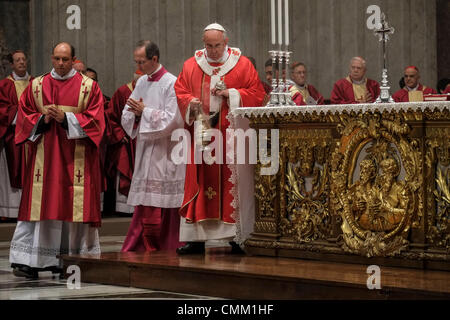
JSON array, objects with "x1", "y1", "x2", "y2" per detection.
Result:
[{"x1": 61, "y1": 255, "x2": 450, "y2": 300}]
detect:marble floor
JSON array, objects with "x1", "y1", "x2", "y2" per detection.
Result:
[{"x1": 0, "y1": 235, "x2": 220, "y2": 300}]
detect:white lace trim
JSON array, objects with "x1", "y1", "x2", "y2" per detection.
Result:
[
  {"x1": 232, "y1": 101, "x2": 450, "y2": 118},
  {"x1": 10, "y1": 240, "x2": 101, "y2": 256},
  {"x1": 129, "y1": 179, "x2": 185, "y2": 195},
  {"x1": 225, "y1": 111, "x2": 241, "y2": 244}
]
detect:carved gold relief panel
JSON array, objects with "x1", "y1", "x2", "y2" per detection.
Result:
[
  {"x1": 331, "y1": 113, "x2": 422, "y2": 257},
  {"x1": 425, "y1": 127, "x2": 450, "y2": 249}
]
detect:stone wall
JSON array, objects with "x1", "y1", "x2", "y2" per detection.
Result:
[
  {"x1": 0, "y1": 0, "x2": 31, "y2": 79},
  {"x1": 27, "y1": 0, "x2": 438, "y2": 98}
]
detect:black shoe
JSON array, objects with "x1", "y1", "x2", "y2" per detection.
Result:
[
  {"x1": 13, "y1": 265, "x2": 39, "y2": 279},
  {"x1": 229, "y1": 241, "x2": 245, "y2": 254},
  {"x1": 176, "y1": 242, "x2": 205, "y2": 255},
  {"x1": 42, "y1": 266, "x2": 63, "y2": 274}
]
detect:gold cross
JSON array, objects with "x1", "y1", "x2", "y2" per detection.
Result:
[{"x1": 205, "y1": 187, "x2": 217, "y2": 200}]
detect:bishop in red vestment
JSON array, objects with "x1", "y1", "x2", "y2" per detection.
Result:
[
  {"x1": 0, "y1": 50, "x2": 32, "y2": 218},
  {"x1": 9, "y1": 42, "x2": 105, "y2": 279},
  {"x1": 392, "y1": 66, "x2": 437, "y2": 102},
  {"x1": 174, "y1": 23, "x2": 265, "y2": 254},
  {"x1": 330, "y1": 57, "x2": 380, "y2": 104}
]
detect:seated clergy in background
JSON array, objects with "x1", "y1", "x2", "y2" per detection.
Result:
[
  {"x1": 330, "y1": 57, "x2": 380, "y2": 104},
  {"x1": 289, "y1": 62, "x2": 324, "y2": 105},
  {"x1": 392, "y1": 66, "x2": 437, "y2": 102}
]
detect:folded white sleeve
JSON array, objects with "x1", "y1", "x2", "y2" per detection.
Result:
[
  {"x1": 66, "y1": 112, "x2": 88, "y2": 139},
  {"x1": 228, "y1": 88, "x2": 241, "y2": 113}
]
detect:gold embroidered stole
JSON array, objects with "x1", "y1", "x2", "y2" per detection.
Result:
[
  {"x1": 347, "y1": 77, "x2": 367, "y2": 103},
  {"x1": 408, "y1": 85, "x2": 426, "y2": 102},
  {"x1": 7, "y1": 75, "x2": 31, "y2": 101}
]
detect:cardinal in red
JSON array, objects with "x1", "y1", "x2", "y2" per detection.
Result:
[
  {"x1": 288, "y1": 61, "x2": 323, "y2": 106},
  {"x1": 331, "y1": 57, "x2": 380, "y2": 104},
  {"x1": 392, "y1": 66, "x2": 437, "y2": 102}
]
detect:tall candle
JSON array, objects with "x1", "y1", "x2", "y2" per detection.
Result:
[
  {"x1": 271, "y1": 0, "x2": 276, "y2": 45},
  {"x1": 278, "y1": 0, "x2": 282, "y2": 46},
  {"x1": 284, "y1": 0, "x2": 289, "y2": 47}
]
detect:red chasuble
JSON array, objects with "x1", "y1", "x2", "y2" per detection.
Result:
[
  {"x1": 15, "y1": 72, "x2": 105, "y2": 223},
  {"x1": 330, "y1": 77, "x2": 380, "y2": 104},
  {"x1": 392, "y1": 84, "x2": 437, "y2": 102},
  {"x1": 105, "y1": 82, "x2": 136, "y2": 196},
  {"x1": 0, "y1": 75, "x2": 32, "y2": 188},
  {"x1": 174, "y1": 48, "x2": 265, "y2": 224}
]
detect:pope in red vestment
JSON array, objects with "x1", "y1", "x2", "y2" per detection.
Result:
[
  {"x1": 392, "y1": 66, "x2": 437, "y2": 102},
  {"x1": 15, "y1": 68, "x2": 105, "y2": 224},
  {"x1": 174, "y1": 24, "x2": 265, "y2": 252},
  {"x1": 330, "y1": 57, "x2": 380, "y2": 104}
]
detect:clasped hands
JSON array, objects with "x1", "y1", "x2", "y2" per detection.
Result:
[
  {"x1": 127, "y1": 97, "x2": 145, "y2": 117},
  {"x1": 44, "y1": 105, "x2": 65, "y2": 123}
]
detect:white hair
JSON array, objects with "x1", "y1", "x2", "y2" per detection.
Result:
[{"x1": 350, "y1": 56, "x2": 366, "y2": 68}]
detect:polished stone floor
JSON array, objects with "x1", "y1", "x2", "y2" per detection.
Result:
[{"x1": 0, "y1": 235, "x2": 220, "y2": 300}]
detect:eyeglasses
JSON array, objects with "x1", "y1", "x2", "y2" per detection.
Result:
[{"x1": 134, "y1": 60, "x2": 150, "y2": 65}]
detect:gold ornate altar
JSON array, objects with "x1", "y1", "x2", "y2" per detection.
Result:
[{"x1": 234, "y1": 101, "x2": 450, "y2": 270}]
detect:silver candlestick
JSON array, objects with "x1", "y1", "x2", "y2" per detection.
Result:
[
  {"x1": 268, "y1": 50, "x2": 279, "y2": 106},
  {"x1": 374, "y1": 12, "x2": 395, "y2": 103},
  {"x1": 277, "y1": 52, "x2": 286, "y2": 105},
  {"x1": 282, "y1": 50, "x2": 296, "y2": 106}
]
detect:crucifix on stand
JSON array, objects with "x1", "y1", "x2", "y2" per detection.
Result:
[{"x1": 374, "y1": 12, "x2": 395, "y2": 103}]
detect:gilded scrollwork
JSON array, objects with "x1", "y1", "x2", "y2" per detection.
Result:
[
  {"x1": 331, "y1": 114, "x2": 421, "y2": 257},
  {"x1": 254, "y1": 170, "x2": 276, "y2": 219},
  {"x1": 280, "y1": 133, "x2": 333, "y2": 242}
]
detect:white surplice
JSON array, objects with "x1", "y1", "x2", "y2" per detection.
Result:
[{"x1": 121, "y1": 65, "x2": 185, "y2": 208}]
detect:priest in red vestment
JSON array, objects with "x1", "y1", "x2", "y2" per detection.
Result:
[
  {"x1": 289, "y1": 62, "x2": 323, "y2": 105},
  {"x1": 9, "y1": 42, "x2": 105, "y2": 279},
  {"x1": 392, "y1": 66, "x2": 437, "y2": 102},
  {"x1": 174, "y1": 23, "x2": 265, "y2": 254},
  {"x1": 330, "y1": 57, "x2": 380, "y2": 104},
  {"x1": 104, "y1": 71, "x2": 142, "y2": 215},
  {"x1": 0, "y1": 50, "x2": 32, "y2": 219}
]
